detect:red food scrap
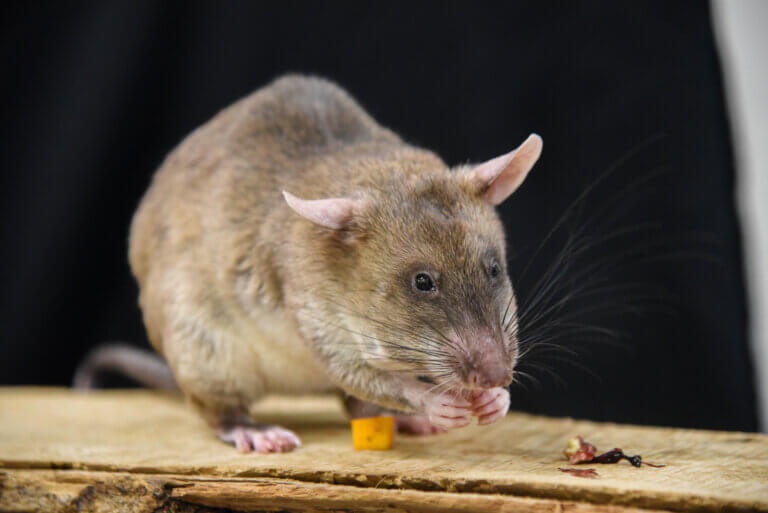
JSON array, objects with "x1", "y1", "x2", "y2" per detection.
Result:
[
  {"x1": 558, "y1": 467, "x2": 599, "y2": 479},
  {"x1": 563, "y1": 435, "x2": 598, "y2": 464},
  {"x1": 562, "y1": 436, "x2": 666, "y2": 468}
]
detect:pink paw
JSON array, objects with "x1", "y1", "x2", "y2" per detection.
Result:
[
  {"x1": 471, "y1": 387, "x2": 510, "y2": 425},
  {"x1": 396, "y1": 414, "x2": 447, "y2": 435},
  {"x1": 217, "y1": 425, "x2": 302, "y2": 453},
  {"x1": 420, "y1": 391, "x2": 473, "y2": 431}
]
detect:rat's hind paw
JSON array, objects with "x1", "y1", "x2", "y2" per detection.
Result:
[
  {"x1": 396, "y1": 414, "x2": 447, "y2": 435},
  {"x1": 217, "y1": 425, "x2": 302, "y2": 453}
]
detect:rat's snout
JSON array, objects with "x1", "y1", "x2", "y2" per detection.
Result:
[
  {"x1": 466, "y1": 358, "x2": 513, "y2": 389},
  {"x1": 459, "y1": 333, "x2": 514, "y2": 389}
]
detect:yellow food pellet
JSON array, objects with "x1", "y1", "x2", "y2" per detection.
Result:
[{"x1": 351, "y1": 416, "x2": 395, "y2": 450}]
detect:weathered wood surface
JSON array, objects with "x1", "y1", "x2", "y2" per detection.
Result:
[{"x1": 0, "y1": 388, "x2": 766, "y2": 513}]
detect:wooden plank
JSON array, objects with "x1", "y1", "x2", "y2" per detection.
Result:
[
  {"x1": 0, "y1": 388, "x2": 766, "y2": 512},
  {"x1": 0, "y1": 470, "x2": 674, "y2": 513}
]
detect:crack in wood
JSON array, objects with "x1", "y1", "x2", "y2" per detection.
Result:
[{"x1": 1, "y1": 470, "x2": 682, "y2": 513}]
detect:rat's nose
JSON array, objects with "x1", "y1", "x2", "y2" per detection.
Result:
[
  {"x1": 467, "y1": 360, "x2": 513, "y2": 389},
  {"x1": 456, "y1": 331, "x2": 514, "y2": 389}
]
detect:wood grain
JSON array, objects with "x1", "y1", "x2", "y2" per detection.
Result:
[{"x1": 0, "y1": 388, "x2": 766, "y2": 512}]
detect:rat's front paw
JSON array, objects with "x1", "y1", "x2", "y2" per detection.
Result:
[
  {"x1": 420, "y1": 392, "x2": 473, "y2": 431},
  {"x1": 471, "y1": 387, "x2": 510, "y2": 425},
  {"x1": 396, "y1": 414, "x2": 448, "y2": 435},
  {"x1": 217, "y1": 425, "x2": 302, "y2": 453}
]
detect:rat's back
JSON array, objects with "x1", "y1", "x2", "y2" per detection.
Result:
[
  {"x1": 129, "y1": 75, "x2": 399, "y2": 300},
  {"x1": 233, "y1": 75, "x2": 401, "y2": 158}
]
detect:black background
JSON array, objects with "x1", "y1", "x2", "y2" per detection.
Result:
[{"x1": 1, "y1": 1, "x2": 759, "y2": 431}]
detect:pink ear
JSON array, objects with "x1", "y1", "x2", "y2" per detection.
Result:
[
  {"x1": 282, "y1": 191, "x2": 363, "y2": 230},
  {"x1": 468, "y1": 133, "x2": 543, "y2": 205}
]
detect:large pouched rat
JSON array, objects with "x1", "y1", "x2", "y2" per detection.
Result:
[{"x1": 101, "y1": 75, "x2": 543, "y2": 453}]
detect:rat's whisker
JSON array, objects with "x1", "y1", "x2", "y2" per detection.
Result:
[
  {"x1": 516, "y1": 134, "x2": 665, "y2": 284},
  {"x1": 509, "y1": 369, "x2": 540, "y2": 391},
  {"x1": 305, "y1": 312, "x2": 451, "y2": 362},
  {"x1": 514, "y1": 361, "x2": 566, "y2": 390},
  {"x1": 316, "y1": 294, "x2": 454, "y2": 352}
]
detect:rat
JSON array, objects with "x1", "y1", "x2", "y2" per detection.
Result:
[{"x1": 79, "y1": 75, "x2": 542, "y2": 453}]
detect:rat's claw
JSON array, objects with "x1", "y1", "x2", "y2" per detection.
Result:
[
  {"x1": 217, "y1": 425, "x2": 302, "y2": 453},
  {"x1": 232, "y1": 429, "x2": 252, "y2": 452},
  {"x1": 472, "y1": 387, "x2": 510, "y2": 425},
  {"x1": 273, "y1": 426, "x2": 303, "y2": 448}
]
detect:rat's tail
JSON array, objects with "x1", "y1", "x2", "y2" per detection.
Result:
[{"x1": 73, "y1": 343, "x2": 178, "y2": 391}]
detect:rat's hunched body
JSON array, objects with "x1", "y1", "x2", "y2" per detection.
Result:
[{"x1": 127, "y1": 75, "x2": 542, "y2": 452}]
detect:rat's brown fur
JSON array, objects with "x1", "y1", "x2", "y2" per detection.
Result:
[{"x1": 129, "y1": 75, "x2": 521, "y2": 430}]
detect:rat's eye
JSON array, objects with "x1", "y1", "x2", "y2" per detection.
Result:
[
  {"x1": 490, "y1": 262, "x2": 501, "y2": 278},
  {"x1": 414, "y1": 272, "x2": 436, "y2": 292}
]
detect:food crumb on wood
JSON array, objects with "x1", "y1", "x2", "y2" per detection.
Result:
[{"x1": 564, "y1": 435, "x2": 598, "y2": 464}]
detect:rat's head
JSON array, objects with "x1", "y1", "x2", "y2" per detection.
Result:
[{"x1": 284, "y1": 134, "x2": 542, "y2": 392}]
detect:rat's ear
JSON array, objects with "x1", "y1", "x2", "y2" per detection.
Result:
[
  {"x1": 466, "y1": 133, "x2": 543, "y2": 205},
  {"x1": 282, "y1": 191, "x2": 364, "y2": 230}
]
